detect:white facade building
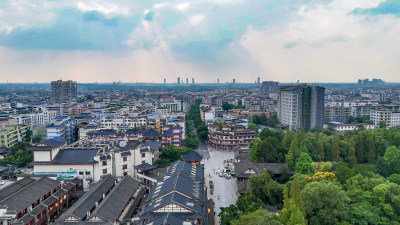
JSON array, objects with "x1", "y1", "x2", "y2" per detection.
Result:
[{"x1": 371, "y1": 110, "x2": 400, "y2": 128}]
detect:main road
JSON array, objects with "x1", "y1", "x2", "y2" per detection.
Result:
[{"x1": 191, "y1": 120, "x2": 238, "y2": 224}]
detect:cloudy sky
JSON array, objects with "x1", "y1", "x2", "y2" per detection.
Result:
[{"x1": 0, "y1": 0, "x2": 399, "y2": 83}]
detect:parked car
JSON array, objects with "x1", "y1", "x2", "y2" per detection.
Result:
[
  {"x1": 0, "y1": 180, "x2": 5, "y2": 185},
  {"x1": 219, "y1": 172, "x2": 224, "y2": 177},
  {"x1": 225, "y1": 174, "x2": 231, "y2": 179}
]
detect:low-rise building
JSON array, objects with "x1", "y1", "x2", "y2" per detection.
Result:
[
  {"x1": 46, "y1": 116, "x2": 75, "y2": 144},
  {"x1": 0, "y1": 125, "x2": 29, "y2": 148},
  {"x1": 0, "y1": 177, "x2": 81, "y2": 225},
  {"x1": 140, "y1": 160, "x2": 208, "y2": 224},
  {"x1": 208, "y1": 122, "x2": 256, "y2": 150},
  {"x1": 55, "y1": 175, "x2": 144, "y2": 225}
]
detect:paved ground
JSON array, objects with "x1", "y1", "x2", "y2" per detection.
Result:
[
  {"x1": 0, "y1": 180, "x2": 14, "y2": 190},
  {"x1": 201, "y1": 147, "x2": 238, "y2": 225}
]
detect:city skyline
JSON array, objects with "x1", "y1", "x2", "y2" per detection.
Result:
[{"x1": 1, "y1": 0, "x2": 400, "y2": 83}]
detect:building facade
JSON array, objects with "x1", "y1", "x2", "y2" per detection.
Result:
[
  {"x1": 0, "y1": 125, "x2": 29, "y2": 148},
  {"x1": 51, "y1": 80, "x2": 78, "y2": 102},
  {"x1": 277, "y1": 84, "x2": 325, "y2": 131}
]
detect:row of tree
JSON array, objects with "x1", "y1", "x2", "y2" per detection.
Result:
[
  {"x1": 220, "y1": 126, "x2": 400, "y2": 224},
  {"x1": 250, "y1": 113, "x2": 279, "y2": 128},
  {"x1": 187, "y1": 99, "x2": 208, "y2": 140},
  {"x1": 184, "y1": 120, "x2": 199, "y2": 150}
]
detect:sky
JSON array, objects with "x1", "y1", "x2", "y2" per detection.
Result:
[{"x1": 0, "y1": 0, "x2": 400, "y2": 83}]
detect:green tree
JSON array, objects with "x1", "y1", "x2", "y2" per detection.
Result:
[
  {"x1": 279, "y1": 181, "x2": 307, "y2": 225},
  {"x1": 248, "y1": 169, "x2": 283, "y2": 205},
  {"x1": 257, "y1": 137, "x2": 282, "y2": 163},
  {"x1": 317, "y1": 134, "x2": 325, "y2": 161},
  {"x1": 249, "y1": 138, "x2": 262, "y2": 162},
  {"x1": 269, "y1": 114, "x2": 279, "y2": 128},
  {"x1": 300, "y1": 137, "x2": 318, "y2": 161},
  {"x1": 24, "y1": 129, "x2": 32, "y2": 142},
  {"x1": 335, "y1": 162, "x2": 355, "y2": 184},
  {"x1": 219, "y1": 194, "x2": 264, "y2": 225},
  {"x1": 247, "y1": 123, "x2": 259, "y2": 133},
  {"x1": 377, "y1": 146, "x2": 400, "y2": 177},
  {"x1": 368, "y1": 137, "x2": 376, "y2": 164},
  {"x1": 232, "y1": 209, "x2": 282, "y2": 225},
  {"x1": 282, "y1": 130, "x2": 293, "y2": 150},
  {"x1": 355, "y1": 133, "x2": 365, "y2": 163},
  {"x1": 302, "y1": 181, "x2": 348, "y2": 225},
  {"x1": 286, "y1": 138, "x2": 301, "y2": 169},
  {"x1": 295, "y1": 152, "x2": 315, "y2": 175},
  {"x1": 331, "y1": 134, "x2": 341, "y2": 162}
]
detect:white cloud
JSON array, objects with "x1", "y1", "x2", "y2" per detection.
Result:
[
  {"x1": 76, "y1": 1, "x2": 130, "y2": 16},
  {"x1": 189, "y1": 15, "x2": 204, "y2": 25},
  {"x1": 176, "y1": 3, "x2": 189, "y2": 11}
]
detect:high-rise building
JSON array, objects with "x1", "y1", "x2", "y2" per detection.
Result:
[
  {"x1": 257, "y1": 77, "x2": 260, "y2": 84},
  {"x1": 217, "y1": 78, "x2": 220, "y2": 84},
  {"x1": 260, "y1": 81, "x2": 279, "y2": 96},
  {"x1": 277, "y1": 84, "x2": 325, "y2": 131},
  {"x1": 51, "y1": 80, "x2": 77, "y2": 102},
  {"x1": 177, "y1": 77, "x2": 180, "y2": 84},
  {"x1": 164, "y1": 78, "x2": 166, "y2": 84},
  {"x1": 192, "y1": 78, "x2": 195, "y2": 84},
  {"x1": 186, "y1": 78, "x2": 189, "y2": 84},
  {"x1": 233, "y1": 79, "x2": 236, "y2": 84}
]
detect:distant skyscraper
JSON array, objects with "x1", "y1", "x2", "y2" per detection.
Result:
[
  {"x1": 257, "y1": 77, "x2": 260, "y2": 84},
  {"x1": 177, "y1": 77, "x2": 180, "y2": 84},
  {"x1": 233, "y1": 79, "x2": 236, "y2": 84},
  {"x1": 164, "y1": 78, "x2": 166, "y2": 84},
  {"x1": 192, "y1": 78, "x2": 195, "y2": 84},
  {"x1": 186, "y1": 78, "x2": 189, "y2": 84},
  {"x1": 51, "y1": 80, "x2": 77, "y2": 102},
  {"x1": 261, "y1": 81, "x2": 279, "y2": 96},
  {"x1": 277, "y1": 84, "x2": 325, "y2": 131},
  {"x1": 217, "y1": 78, "x2": 220, "y2": 84}
]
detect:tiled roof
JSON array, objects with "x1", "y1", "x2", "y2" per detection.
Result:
[
  {"x1": 143, "y1": 129, "x2": 161, "y2": 138},
  {"x1": 0, "y1": 177, "x2": 60, "y2": 214},
  {"x1": 58, "y1": 176, "x2": 116, "y2": 221},
  {"x1": 53, "y1": 149, "x2": 98, "y2": 164},
  {"x1": 0, "y1": 177, "x2": 35, "y2": 201},
  {"x1": 182, "y1": 151, "x2": 203, "y2": 162},
  {"x1": 135, "y1": 163, "x2": 156, "y2": 171},
  {"x1": 145, "y1": 140, "x2": 161, "y2": 152},
  {"x1": 89, "y1": 176, "x2": 140, "y2": 222}
]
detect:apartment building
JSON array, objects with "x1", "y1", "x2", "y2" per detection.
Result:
[
  {"x1": 0, "y1": 125, "x2": 29, "y2": 148},
  {"x1": 370, "y1": 110, "x2": 400, "y2": 128},
  {"x1": 51, "y1": 80, "x2": 78, "y2": 102},
  {"x1": 46, "y1": 116, "x2": 75, "y2": 144},
  {"x1": 277, "y1": 84, "x2": 325, "y2": 130}
]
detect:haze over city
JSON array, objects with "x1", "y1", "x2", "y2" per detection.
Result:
[{"x1": 1, "y1": 0, "x2": 400, "y2": 83}]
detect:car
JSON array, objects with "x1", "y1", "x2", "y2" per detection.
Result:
[
  {"x1": 0, "y1": 180, "x2": 5, "y2": 185},
  {"x1": 225, "y1": 174, "x2": 231, "y2": 179},
  {"x1": 219, "y1": 172, "x2": 224, "y2": 177}
]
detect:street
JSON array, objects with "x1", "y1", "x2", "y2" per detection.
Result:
[{"x1": 200, "y1": 146, "x2": 238, "y2": 225}]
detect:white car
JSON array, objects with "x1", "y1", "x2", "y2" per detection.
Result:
[
  {"x1": 0, "y1": 180, "x2": 5, "y2": 185},
  {"x1": 219, "y1": 172, "x2": 224, "y2": 177},
  {"x1": 225, "y1": 174, "x2": 231, "y2": 179}
]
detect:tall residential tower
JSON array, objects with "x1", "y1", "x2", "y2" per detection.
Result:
[
  {"x1": 51, "y1": 80, "x2": 77, "y2": 102},
  {"x1": 277, "y1": 84, "x2": 325, "y2": 131}
]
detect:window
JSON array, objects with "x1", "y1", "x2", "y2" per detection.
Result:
[
  {"x1": 123, "y1": 157, "x2": 127, "y2": 162},
  {"x1": 142, "y1": 153, "x2": 146, "y2": 158},
  {"x1": 85, "y1": 171, "x2": 90, "y2": 175},
  {"x1": 102, "y1": 161, "x2": 107, "y2": 166},
  {"x1": 122, "y1": 164, "x2": 127, "y2": 169},
  {"x1": 103, "y1": 169, "x2": 107, "y2": 174},
  {"x1": 142, "y1": 160, "x2": 146, "y2": 164},
  {"x1": 123, "y1": 172, "x2": 128, "y2": 176},
  {"x1": 78, "y1": 171, "x2": 84, "y2": 175}
]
